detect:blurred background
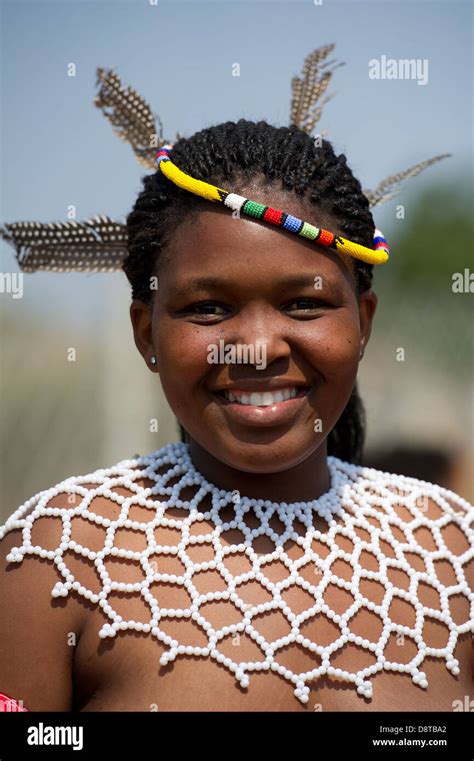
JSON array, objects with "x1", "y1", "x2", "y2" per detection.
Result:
[{"x1": 1, "y1": 0, "x2": 473, "y2": 522}]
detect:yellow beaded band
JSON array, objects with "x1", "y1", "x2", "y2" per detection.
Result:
[{"x1": 156, "y1": 144, "x2": 390, "y2": 266}]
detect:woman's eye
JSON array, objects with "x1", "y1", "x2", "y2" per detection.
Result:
[
  {"x1": 285, "y1": 298, "x2": 330, "y2": 313},
  {"x1": 188, "y1": 301, "x2": 228, "y2": 317}
]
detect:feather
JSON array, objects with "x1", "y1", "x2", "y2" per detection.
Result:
[
  {"x1": 94, "y1": 67, "x2": 180, "y2": 170},
  {"x1": 0, "y1": 55, "x2": 452, "y2": 275},
  {"x1": 0, "y1": 216, "x2": 127, "y2": 272},
  {"x1": 364, "y1": 154, "x2": 452, "y2": 208},
  {"x1": 290, "y1": 43, "x2": 345, "y2": 135}
]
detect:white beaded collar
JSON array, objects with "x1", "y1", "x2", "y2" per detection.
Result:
[{"x1": 1, "y1": 441, "x2": 473, "y2": 705}]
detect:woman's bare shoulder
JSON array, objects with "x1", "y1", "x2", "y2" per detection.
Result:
[
  {"x1": 0, "y1": 453, "x2": 159, "y2": 711},
  {"x1": 360, "y1": 465, "x2": 474, "y2": 584},
  {"x1": 0, "y1": 449, "x2": 157, "y2": 548},
  {"x1": 0, "y1": 481, "x2": 91, "y2": 712}
]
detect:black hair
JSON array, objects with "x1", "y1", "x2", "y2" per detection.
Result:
[{"x1": 124, "y1": 119, "x2": 375, "y2": 463}]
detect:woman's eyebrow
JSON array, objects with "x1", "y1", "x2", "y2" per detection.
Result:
[
  {"x1": 172, "y1": 277, "x2": 234, "y2": 296},
  {"x1": 172, "y1": 274, "x2": 343, "y2": 296},
  {"x1": 275, "y1": 275, "x2": 341, "y2": 290}
]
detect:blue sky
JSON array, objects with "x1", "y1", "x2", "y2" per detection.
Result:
[{"x1": 1, "y1": 0, "x2": 472, "y2": 325}]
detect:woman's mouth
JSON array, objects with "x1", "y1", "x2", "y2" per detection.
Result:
[
  {"x1": 210, "y1": 385, "x2": 312, "y2": 427},
  {"x1": 218, "y1": 386, "x2": 307, "y2": 405}
]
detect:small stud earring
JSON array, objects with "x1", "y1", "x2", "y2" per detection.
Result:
[{"x1": 150, "y1": 355, "x2": 157, "y2": 365}]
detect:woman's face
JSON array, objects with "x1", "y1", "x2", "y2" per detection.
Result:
[{"x1": 130, "y1": 185, "x2": 377, "y2": 475}]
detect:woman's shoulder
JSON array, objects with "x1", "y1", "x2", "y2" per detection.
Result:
[
  {"x1": 0, "y1": 441, "x2": 183, "y2": 694},
  {"x1": 0, "y1": 441, "x2": 180, "y2": 545},
  {"x1": 0, "y1": 442, "x2": 165, "y2": 713},
  {"x1": 332, "y1": 455, "x2": 474, "y2": 516},
  {"x1": 0, "y1": 443, "x2": 174, "y2": 618},
  {"x1": 330, "y1": 456, "x2": 474, "y2": 566}
]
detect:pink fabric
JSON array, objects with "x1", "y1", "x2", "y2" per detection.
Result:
[{"x1": 0, "y1": 691, "x2": 29, "y2": 711}]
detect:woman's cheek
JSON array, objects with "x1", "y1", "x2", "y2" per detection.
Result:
[
  {"x1": 298, "y1": 313, "x2": 360, "y2": 435},
  {"x1": 154, "y1": 320, "x2": 217, "y2": 404},
  {"x1": 300, "y1": 311, "x2": 360, "y2": 380}
]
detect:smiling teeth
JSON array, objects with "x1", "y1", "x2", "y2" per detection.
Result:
[{"x1": 223, "y1": 387, "x2": 302, "y2": 406}]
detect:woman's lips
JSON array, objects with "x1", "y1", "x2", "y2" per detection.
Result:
[{"x1": 210, "y1": 386, "x2": 311, "y2": 427}]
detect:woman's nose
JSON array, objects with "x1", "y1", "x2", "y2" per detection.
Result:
[{"x1": 225, "y1": 305, "x2": 292, "y2": 367}]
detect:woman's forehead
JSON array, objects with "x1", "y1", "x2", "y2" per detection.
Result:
[{"x1": 162, "y1": 203, "x2": 356, "y2": 289}]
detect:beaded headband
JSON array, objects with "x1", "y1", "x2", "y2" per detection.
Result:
[
  {"x1": 0, "y1": 44, "x2": 450, "y2": 272},
  {"x1": 156, "y1": 144, "x2": 390, "y2": 266}
]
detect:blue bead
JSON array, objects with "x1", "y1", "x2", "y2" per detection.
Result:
[{"x1": 282, "y1": 214, "x2": 303, "y2": 233}]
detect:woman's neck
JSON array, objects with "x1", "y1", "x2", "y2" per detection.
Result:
[{"x1": 188, "y1": 438, "x2": 331, "y2": 504}]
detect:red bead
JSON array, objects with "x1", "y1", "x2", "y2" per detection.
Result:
[{"x1": 263, "y1": 207, "x2": 284, "y2": 226}]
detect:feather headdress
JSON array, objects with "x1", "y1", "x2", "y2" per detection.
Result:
[{"x1": 1, "y1": 44, "x2": 450, "y2": 273}]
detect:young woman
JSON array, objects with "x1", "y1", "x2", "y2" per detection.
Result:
[{"x1": 0, "y1": 120, "x2": 472, "y2": 712}]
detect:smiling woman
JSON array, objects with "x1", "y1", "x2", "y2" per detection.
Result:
[
  {"x1": 130, "y1": 186, "x2": 376, "y2": 480},
  {"x1": 126, "y1": 119, "x2": 379, "y2": 472},
  {"x1": 0, "y1": 119, "x2": 472, "y2": 713}
]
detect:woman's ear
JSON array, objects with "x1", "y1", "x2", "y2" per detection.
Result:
[
  {"x1": 129, "y1": 300, "x2": 159, "y2": 372},
  {"x1": 357, "y1": 289, "x2": 378, "y2": 359}
]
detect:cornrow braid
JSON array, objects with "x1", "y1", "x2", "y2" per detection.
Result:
[{"x1": 124, "y1": 119, "x2": 376, "y2": 463}]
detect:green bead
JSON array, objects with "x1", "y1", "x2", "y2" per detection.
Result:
[
  {"x1": 299, "y1": 222, "x2": 319, "y2": 240},
  {"x1": 242, "y1": 200, "x2": 266, "y2": 219}
]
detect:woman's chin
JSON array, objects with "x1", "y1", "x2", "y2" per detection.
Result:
[{"x1": 198, "y1": 425, "x2": 324, "y2": 475}]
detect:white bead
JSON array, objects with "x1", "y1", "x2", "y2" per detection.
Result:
[{"x1": 1, "y1": 440, "x2": 472, "y2": 707}]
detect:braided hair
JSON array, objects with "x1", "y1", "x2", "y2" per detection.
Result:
[{"x1": 124, "y1": 119, "x2": 376, "y2": 463}]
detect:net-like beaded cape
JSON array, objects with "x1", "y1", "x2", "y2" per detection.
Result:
[{"x1": 1, "y1": 441, "x2": 473, "y2": 705}]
